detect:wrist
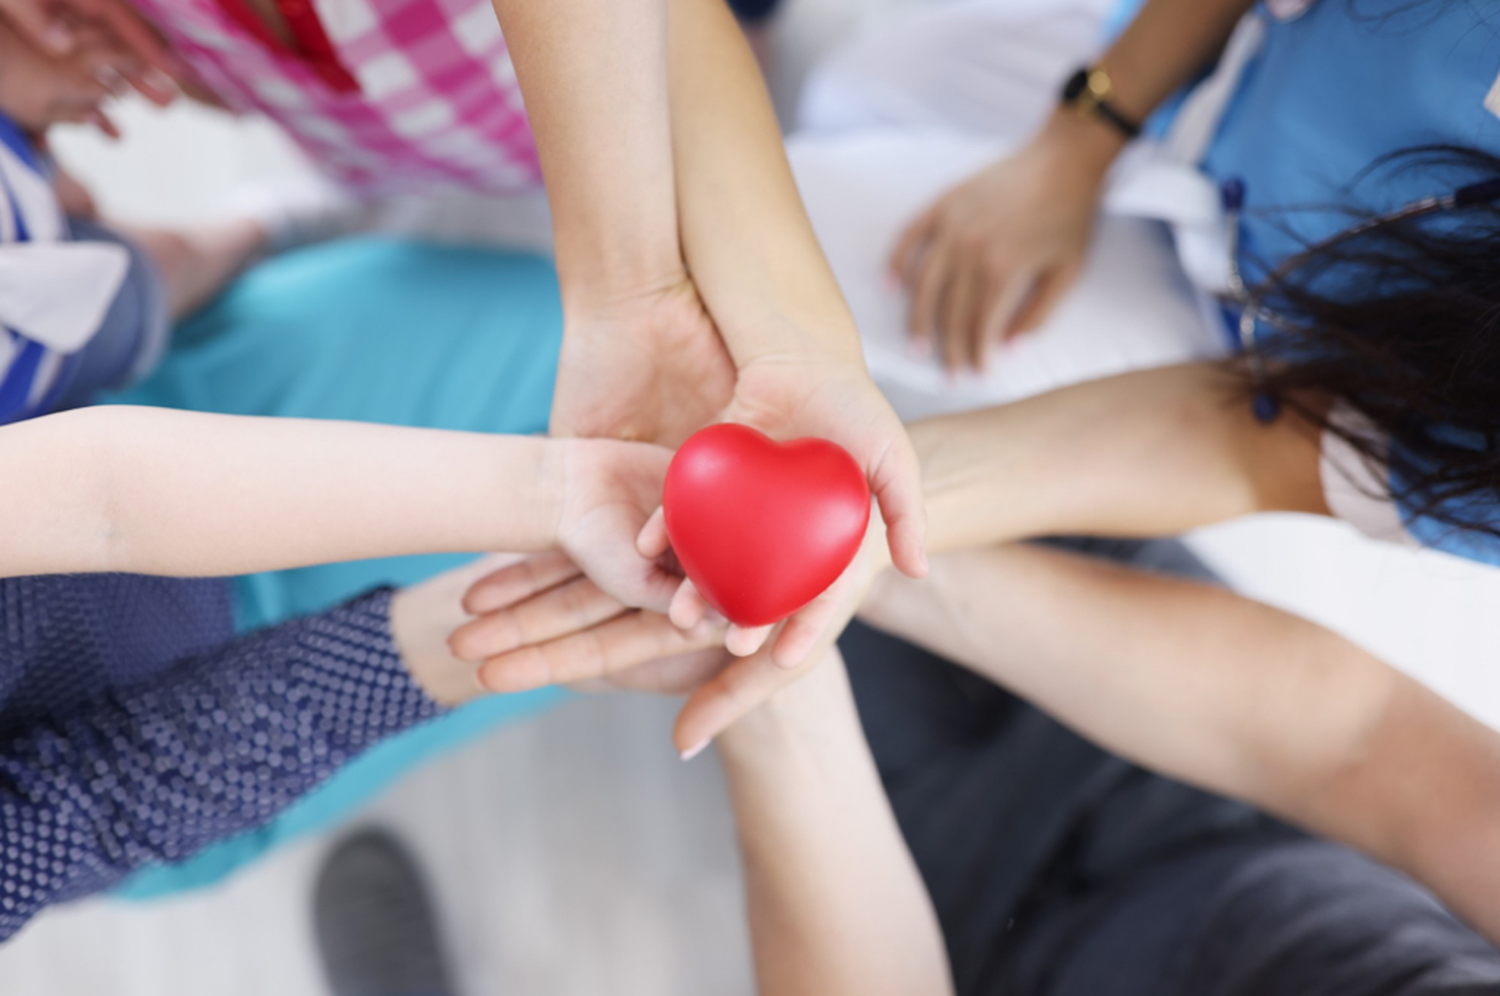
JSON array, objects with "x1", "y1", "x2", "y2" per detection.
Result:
[
  {"x1": 556, "y1": 256, "x2": 691, "y2": 324},
  {"x1": 389, "y1": 578, "x2": 483, "y2": 707},
  {"x1": 718, "y1": 655, "x2": 860, "y2": 765},
  {"x1": 1035, "y1": 106, "x2": 1127, "y2": 185}
]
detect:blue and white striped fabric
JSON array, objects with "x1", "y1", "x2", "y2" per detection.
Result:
[{"x1": 0, "y1": 114, "x2": 130, "y2": 425}]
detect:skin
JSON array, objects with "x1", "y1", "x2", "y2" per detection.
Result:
[
  {"x1": 891, "y1": 0, "x2": 1258, "y2": 370},
  {"x1": 448, "y1": 365, "x2": 1500, "y2": 954},
  {"x1": 718, "y1": 651, "x2": 953, "y2": 996},
  {"x1": 454, "y1": 362, "x2": 1328, "y2": 750},
  {"x1": 0, "y1": 0, "x2": 181, "y2": 108},
  {"x1": 0, "y1": 406, "x2": 679, "y2": 616},
  {"x1": 0, "y1": 14, "x2": 128, "y2": 135}
]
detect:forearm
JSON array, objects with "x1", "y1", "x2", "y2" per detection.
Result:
[
  {"x1": 1025, "y1": 0, "x2": 1259, "y2": 199},
  {"x1": 491, "y1": 0, "x2": 683, "y2": 308},
  {"x1": 666, "y1": 0, "x2": 863, "y2": 363},
  {"x1": 912, "y1": 364, "x2": 1327, "y2": 553},
  {"x1": 0, "y1": 588, "x2": 441, "y2": 941},
  {"x1": 860, "y1": 544, "x2": 1500, "y2": 943},
  {"x1": 0, "y1": 406, "x2": 561, "y2": 578},
  {"x1": 719, "y1": 654, "x2": 952, "y2": 996},
  {"x1": 1099, "y1": 0, "x2": 1257, "y2": 124}
]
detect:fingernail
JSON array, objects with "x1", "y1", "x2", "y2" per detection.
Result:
[{"x1": 680, "y1": 739, "x2": 711, "y2": 762}]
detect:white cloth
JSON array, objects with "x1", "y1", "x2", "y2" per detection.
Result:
[{"x1": 790, "y1": 0, "x2": 1224, "y2": 422}]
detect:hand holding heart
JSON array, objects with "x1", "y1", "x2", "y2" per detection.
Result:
[
  {"x1": 660, "y1": 423, "x2": 870, "y2": 628},
  {"x1": 451, "y1": 426, "x2": 890, "y2": 754}
]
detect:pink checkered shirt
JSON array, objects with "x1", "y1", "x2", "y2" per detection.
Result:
[{"x1": 133, "y1": 0, "x2": 542, "y2": 194}]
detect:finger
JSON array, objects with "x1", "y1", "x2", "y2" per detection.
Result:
[
  {"x1": 725, "y1": 622, "x2": 773, "y2": 658},
  {"x1": 673, "y1": 645, "x2": 812, "y2": 756},
  {"x1": 462, "y1": 551, "x2": 581, "y2": 614},
  {"x1": 88, "y1": 107, "x2": 119, "y2": 139},
  {"x1": 636, "y1": 505, "x2": 669, "y2": 558},
  {"x1": 977, "y1": 265, "x2": 1036, "y2": 354},
  {"x1": 939, "y1": 260, "x2": 980, "y2": 374},
  {"x1": 116, "y1": 63, "x2": 177, "y2": 105},
  {"x1": 906, "y1": 239, "x2": 951, "y2": 345},
  {"x1": 889, "y1": 207, "x2": 935, "y2": 286},
  {"x1": 1008, "y1": 263, "x2": 1079, "y2": 338},
  {"x1": 479, "y1": 610, "x2": 722, "y2": 693},
  {"x1": 82, "y1": 0, "x2": 185, "y2": 85},
  {"x1": 668, "y1": 577, "x2": 713, "y2": 629},
  {"x1": 869, "y1": 436, "x2": 929, "y2": 579},
  {"x1": 3, "y1": 1, "x2": 75, "y2": 54},
  {"x1": 449, "y1": 576, "x2": 626, "y2": 662},
  {"x1": 767, "y1": 583, "x2": 845, "y2": 669},
  {"x1": 596, "y1": 647, "x2": 730, "y2": 696}
]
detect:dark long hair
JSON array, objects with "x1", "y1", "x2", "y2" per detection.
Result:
[{"x1": 1248, "y1": 144, "x2": 1500, "y2": 539}]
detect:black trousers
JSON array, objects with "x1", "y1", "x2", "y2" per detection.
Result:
[{"x1": 838, "y1": 539, "x2": 1500, "y2": 996}]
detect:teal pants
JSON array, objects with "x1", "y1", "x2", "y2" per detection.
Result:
[{"x1": 108, "y1": 237, "x2": 571, "y2": 897}]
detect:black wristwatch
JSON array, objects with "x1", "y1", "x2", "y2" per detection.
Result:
[{"x1": 1060, "y1": 65, "x2": 1141, "y2": 141}]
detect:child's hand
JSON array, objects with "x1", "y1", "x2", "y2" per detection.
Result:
[
  {"x1": 544, "y1": 437, "x2": 684, "y2": 615},
  {"x1": 0, "y1": 15, "x2": 129, "y2": 135}
]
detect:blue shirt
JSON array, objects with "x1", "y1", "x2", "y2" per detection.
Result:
[{"x1": 1195, "y1": 0, "x2": 1500, "y2": 563}]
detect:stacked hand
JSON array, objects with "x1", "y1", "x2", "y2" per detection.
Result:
[
  {"x1": 449, "y1": 513, "x2": 890, "y2": 755},
  {"x1": 477, "y1": 268, "x2": 924, "y2": 753}
]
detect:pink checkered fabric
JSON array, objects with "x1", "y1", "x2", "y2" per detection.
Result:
[{"x1": 133, "y1": 0, "x2": 542, "y2": 194}]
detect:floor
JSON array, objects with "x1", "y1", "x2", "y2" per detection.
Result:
[
  {"x1": 4, "y1": 0, "x2": 1500, "y2": 992},
  {"x1": 0, "y1": 694, "x2": 753, "y2": 996}
]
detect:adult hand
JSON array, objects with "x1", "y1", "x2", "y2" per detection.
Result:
[
  {"x1": 453, "y1": 516, "x2": 892, "y2": 755},
  {"x1": 889, "y1": 111, "x2": 1119, "y2": 372},
  {"x1": 449, "y1": 551, "x2": 729, "y2": 695},
  {"x1": 553, "y1": 278, "x2": 927, "y2": 669},
  {"x1": 640, "y1": 347, "x2": 924, "y2": 668},
  {"x1": 0, "y1": 0, "x2": 181, "y2": 106},
  {"x1": 549, "y1": 275, "x2": 737, "y2": 449},
  {"x1": 0, "y1": 15, "x2": 129, "y2": 135}
]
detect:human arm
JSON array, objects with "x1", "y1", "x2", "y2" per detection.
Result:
[
  {"x1": 0, "y1": 406, "x2": 677, "y2": 610},
  {"x1": 891, "y1": 0, "x2": 1257, "y2": 367},
  {"x1": 910, "y1": 361, "x2": 1328, "y2": 551},
  {"x1": 857, "y1": 541, "x2": 1500, "y2": 945},
  {"x1": 663, "y1": 0, "x2": 926, "y2": 580},
  {"x1": 0, "y1": 557, "x2": 481, "y2": 942},
  {"x1": 488, "y1": 0, "x2": 740, "y2": 450},
  {"x1": 451, "y1": 361, "x2": 1330, "y2": 752},
  {"x1": 719, "y1": 651, "x2": 952, "y2": 996}
]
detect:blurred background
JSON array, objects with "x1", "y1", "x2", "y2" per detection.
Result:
[{"x1": 1, "y1": 0, "x2": 1497, "y2": 992}]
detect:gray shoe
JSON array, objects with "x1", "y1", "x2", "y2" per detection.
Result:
[{"x1": 313, "y1": 828, "x2": 458, "y2": 996}]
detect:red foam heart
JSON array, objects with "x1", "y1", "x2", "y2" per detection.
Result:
[{"x1": 663, "y1": 423, "x2": 871, "y2": 627}]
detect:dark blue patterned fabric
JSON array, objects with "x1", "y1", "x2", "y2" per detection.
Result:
[{"x1": 0, "y1": 574, "x2": 443, "y2": 941}]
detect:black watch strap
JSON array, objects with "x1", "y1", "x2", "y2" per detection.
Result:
[{"x1": 1061, "y1": 66, "x2": 1142, "y2": 141}]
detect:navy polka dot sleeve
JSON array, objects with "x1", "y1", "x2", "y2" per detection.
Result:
[{"x1": 0, "y1": 583, "x2": 445, "y2": 941}]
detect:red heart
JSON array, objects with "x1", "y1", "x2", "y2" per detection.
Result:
[{"x1": 663, "y1": 424, "x2": 871, "y2": 627}]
